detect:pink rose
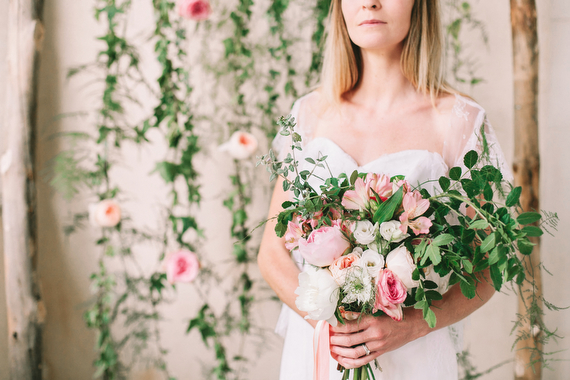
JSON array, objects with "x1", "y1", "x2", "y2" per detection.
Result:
[
  {"x1": 89, "y1": 199, "x2": 121, "y2": 227},
  {"x1": 298, "y1": 225, "x2": 351, "y2": 267},
  {"x1": 374, "y1": 269, "x2": 407, "y2": 321},
  {"x1": 399, "y1": 190, "x2": 432, "y2": 235},
  {"x1": 218, "y1": 131, "x2": 258, "y2": 160},
  {"x1": 178, "y1": 0, "x2": 211, "y2": 21},
  {"x1": 284, "y1": 220, "x2": 304, "y2": 251},
  {"x1": 166, "y1": 249, "x2": 200, "y2": 284}
]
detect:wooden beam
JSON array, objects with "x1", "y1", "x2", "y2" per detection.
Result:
[
  {"x1": 2, "y1": 0, "x2": 45, "y2": 379},
  {"x1": 510, "y1": 1, "x2": 542, "y2": 379}
]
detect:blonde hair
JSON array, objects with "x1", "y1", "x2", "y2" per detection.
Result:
[{"x1": 320, "y1": 0, "x2": 454, "y2": 104}]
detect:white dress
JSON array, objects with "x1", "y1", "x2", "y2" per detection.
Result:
[{"x1": 272, "y1": 92, "x2": 512, "y2": 380}]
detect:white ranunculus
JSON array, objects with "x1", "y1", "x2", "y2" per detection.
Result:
[
  {"x1": 353, "y1": 220, "x2": 379, "y2": 245},
  {"x1": 424, "y1": 265, "x2": 451, "y2": 295},
  {"x1": 386, "y1": 246, "x2": 418, "y2": 290},
  {"x1": 218, "y1": 131, "x2": 258, "y2": 160},
  {"x1": 379, "y1": 221, "x2": 409, "y2": 243},
  {"x1": 295, "y1": 267, "x2": 339, "y2": 326},
  {"x1": 356, "y1": 249, "x2": 385, "y2": 278}
]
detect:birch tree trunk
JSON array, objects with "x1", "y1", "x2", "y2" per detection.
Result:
[
  {"x1": 510, "y1": 1, "x2": 542, "y2": 379},
  {"x1": 2, "y1": 0, "x2": 45, "y2": 379}
]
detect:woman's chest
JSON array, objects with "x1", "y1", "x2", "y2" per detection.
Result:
[{"x1": 311, "y1": 108, "x2": 449, "y2": 167}]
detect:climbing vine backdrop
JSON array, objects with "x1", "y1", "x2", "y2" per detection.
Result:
[{"x1": 48, "y1": 1, "x2": 502, "y2": 379}]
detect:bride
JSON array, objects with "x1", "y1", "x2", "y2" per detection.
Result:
[{"x1": 258, "y1": 0, "x2": 510, "y2": 379}]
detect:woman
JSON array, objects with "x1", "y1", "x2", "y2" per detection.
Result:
[{"x1": 258, "y1": 0, "x2": 510, "y2": 379}]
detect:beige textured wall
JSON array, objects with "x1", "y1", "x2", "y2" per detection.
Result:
[{"x1": 0, "y1": 1, "x2": 569, "y2": 379}]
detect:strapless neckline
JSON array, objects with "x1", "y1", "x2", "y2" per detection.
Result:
[{"x1": 305, "y1": 136, "x2": 448, "y2": 170}]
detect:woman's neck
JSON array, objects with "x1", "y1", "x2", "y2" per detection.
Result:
[{"x1": 348, "y1": 45, "x2": 417, "y2": 111}]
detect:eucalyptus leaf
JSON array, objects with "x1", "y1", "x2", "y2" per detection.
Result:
[
  {"x1": 517, "y1": 212, "x2": 542, "y2": 225},
  {"x1": 506, "y1": 187, "x2": 522, "y2": 207}
]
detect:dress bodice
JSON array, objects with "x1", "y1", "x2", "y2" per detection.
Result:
[{"x1": 272, "y1": 92, "x2": 512, "y2": 380}]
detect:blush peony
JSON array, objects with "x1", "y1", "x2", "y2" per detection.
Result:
[
  {"x1": 166, "y1": 249, "x2": 200, "y2": 284},
  {"x1": 374, "y1": 269, "x2": 407, "y2": 321},
  {"x1": 89, "y1": 199, "x2": 121, "y2": 228},
  {"x1": 178, "y1": 0, "x2": 211, "y2": 21},
  {"x1": 295, "y1": 267, "x2": 339, "y2": 326},
  {"x1": 298, "y1": 225, "x2": 351, "y2": 267}
]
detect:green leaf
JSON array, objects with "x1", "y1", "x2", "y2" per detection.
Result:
[
  {"x1": 505, "y1": 187, "x2": 522, "y2": 207},
  {"x1": 425, "y1": 290, "x2": 443, "y2": 301},
  {"x1": 490, "y1": 265, "x2": 503, "y2": 291},
  {"x1": 463, "y1": 150, "x2": 479, "y2": 169},
  {"x1": 305, "y1": 157, "x2": 315, "y2": 164},
  {"x1": 350, "y1": 170, "x2": 359, "y2": 186},
  {"x1": 460, "y1": 279, "x2": 476, "y2": 299},
  {"x1": 487, "y1": 247, "x2": 501, "y2": 266},
  {"x1": 517, "y1": 212, "x2": 542, "y2": 225},
  {"x1": 521, "y1": 226, "x2": 543, "y2": 237},
  {"x1": 432, "y1": 234, "x2": 454, "y2": 247},
  {"x1": 483, "y1": 183, "x2": 494, "y2": 202},
  {"x1": 421, "y1": 244, "x2": 442, "y2": 266},
  {"x1": 154, "y1": 162, "x2": 178, "y2": 183},
  {"x1": 449, "y1": 167, "x2": 462, "y2": 181},
  {"x1": 462, "y1": 260, "x2": 473, "y2": 274},
  {"x1": 469, "y1": 219, "x2": 489, "y2": 230},
  {"x1": 439, "y1": 176, "x2": 451, "y2": 192},
  {"x1": 423, "y1": 280, "x2": 438, "y2": 289},
  {"x1": 480, "y1": 233, "x2": 496, "y2": 254},
  {"x1": 518, "y1": 238, "x2": 535, "y2": 255},
  {"x1": 425, "y1": 307, "x2": 437, "y2": 328},
  {"x1": 373, "y1": 187, "x2": 404, "y2": 224}
]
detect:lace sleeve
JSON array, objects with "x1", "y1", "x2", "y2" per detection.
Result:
[{"x1": 442, "y1": 95, "x2": 513, "y2": 182}]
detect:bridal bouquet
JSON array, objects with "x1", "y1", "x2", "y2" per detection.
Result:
[{"x1": 259, "y1": 115, "x2": 553, "y2": 380}]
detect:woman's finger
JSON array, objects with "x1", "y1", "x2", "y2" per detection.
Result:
[
  {"x1": 330, "y1": 343, "x2": 370, "y2": 359},
  {"x1": 330, "y1": 330, "x2": 369, "y2": 347}
]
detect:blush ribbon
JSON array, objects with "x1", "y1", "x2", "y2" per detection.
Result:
[{"x1": 313, "y1": 320, "x2": 330, "y2": 380}]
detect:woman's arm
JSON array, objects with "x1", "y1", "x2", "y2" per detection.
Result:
[
  {"x1": 258, "y1": 177, "x2": 318, "y2": 328},
  {"x1": 330, "y1": 266, "x2": 495, "y2": 368}
]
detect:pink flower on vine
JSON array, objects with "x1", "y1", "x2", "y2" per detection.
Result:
[
  {"x1": 88, "y1": 199, "x2": 121, "y2": 228},
  {"x1": 166, "y1": 249, "x2": 200, "y2": 284},
  {"x1": 178, "y1": 0, "x2": 211, "y2": 21}
]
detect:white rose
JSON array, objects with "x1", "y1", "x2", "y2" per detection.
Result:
[
  {"x1": 379, "y1": 221, "x2": 409, "y2": 243},
  {"x1": 424, "y1": 265, "x2": 451, "y2": 295},
  {"x1": 386, "y1": 246, "x2": 418, "y2": 290},
  {"x1": 355, "y1": 249, "x2": 385, "y2": 278},
  {"x1": 295, "y1": 267, "x2": 339, "y2": 326},
  {"x1": 353, "y1": 220, "x2": 378, "y2": 245},
  {"x1": 218, "y1": 131, "x2": 258, "y2": 160}
]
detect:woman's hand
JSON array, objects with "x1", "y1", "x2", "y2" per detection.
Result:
[
  {"x1": 330, "y1": 274, "x2": 495, "y2": 369},
  {"x1": 329, "y1": 310, "x2": 426, "y2": 369}
]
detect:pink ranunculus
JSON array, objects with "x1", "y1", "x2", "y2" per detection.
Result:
[
  {"x1": 342, "y1": 177, "x2": 370, "y2": 211},
  {"x1": 218, "y1": 131, "x2": 258, "y2": 160},
  {"x1": 178, "y1": 0, "x2": 211, "y2": 21},
  {"x1": 89, "y1": 199, "x2": 121, "y2": 228},
  {"x1": 166, "y1": 249, "x2": 200, "y2": 284},
  {"x1": 298, "y1": 225, "x2": 351, "y2": 267},
  {"x1": 399, "y1": 191, "x2": 432, "y2": 235},
  {"x1": 284, "y1": 220, "x2": 304, "y2": 251},
  {"x1": 374, "y1": 269, "x2": 408, "y2": 321},
  {"x1": 367, "y1": 173, "x2": 393, "y2": 202}
]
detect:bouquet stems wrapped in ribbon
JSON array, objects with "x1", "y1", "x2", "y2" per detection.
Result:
[{"x1": 258, "y1": 116, "x2": 557, "y2": 380}]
